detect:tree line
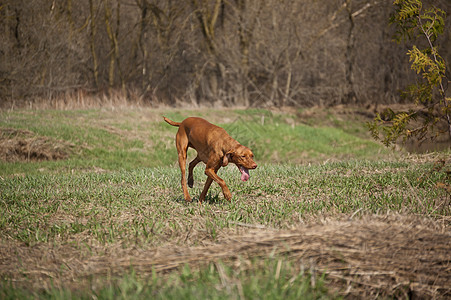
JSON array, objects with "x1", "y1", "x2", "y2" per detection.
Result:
[{"x1": 0, "y1": 0, "x2": 449, "y2": 107}]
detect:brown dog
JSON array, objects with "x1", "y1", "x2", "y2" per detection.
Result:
[{"x1": 164, "y1": 117, "x2": 257, "y2": 203}]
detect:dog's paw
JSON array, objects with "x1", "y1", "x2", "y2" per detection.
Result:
[{"x1": 224, "y1": 191, "x2": 232, "y2": 202}]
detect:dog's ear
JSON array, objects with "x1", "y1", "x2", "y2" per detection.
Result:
[{"x1": 222, "y1": 152, "x2": 232, "y2": 166}]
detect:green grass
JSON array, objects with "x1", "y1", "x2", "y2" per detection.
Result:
[
  {"x1": 1, "y1": 161, "x2": 447, "y2": 247},
  {"x1": 0, "y1": 109, "x2": 173, "y2": 175},
  {"x1": 0, "y1": 108, "x2": 391, "y2": 176},
  {"x1": 1, "y1": 260, "x2": 331, "y2": 299},
  {"x1": 0, "y1": 107, "x2": 449, "y2": 298}
]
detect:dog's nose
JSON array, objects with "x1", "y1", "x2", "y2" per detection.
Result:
[{"x1": 252, "y1": 163, "x2": 257, "y2": 169}]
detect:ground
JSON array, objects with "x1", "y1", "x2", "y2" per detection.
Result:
[{"x1": 0, "y1": 105, "x2": 450, "y2": 298}]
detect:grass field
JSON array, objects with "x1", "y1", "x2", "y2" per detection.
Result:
[{"x1": 1, "y1": 107, "x2": 450, "y2": 299}]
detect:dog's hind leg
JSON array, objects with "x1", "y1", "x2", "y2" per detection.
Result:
[
  {"x1": 176, "y1": 128, "x2": 191, "y2": 202},
  {"x1": 188, "y1": 155, "x2": 201, "y2": 188}
]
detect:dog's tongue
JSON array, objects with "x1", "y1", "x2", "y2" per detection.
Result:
[{"x1": 239, "y1": 166, "x2": 250, "y2": 182}]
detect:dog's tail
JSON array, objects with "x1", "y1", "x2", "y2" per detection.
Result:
[{"x1": 163, "y1": 116, "x2": 181, "y2": 127}]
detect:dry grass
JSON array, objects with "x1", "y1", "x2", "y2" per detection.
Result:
[
  {"x1": 3, "y1": 90, "x2": 148, "y2": 111},
  {"x1": 0, "y1": 128, "x2": 74, "y2": 162},
  {"x1": 1, "y1": 214, "x2": 449, "y2": 298}
]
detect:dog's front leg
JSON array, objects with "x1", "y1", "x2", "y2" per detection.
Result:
[
  {"x1": 199, "y1": 176, "x2": 213, "y2": 203},
  {"x1": 203, "y1": 164, "x2": 232, "y2": 202}
]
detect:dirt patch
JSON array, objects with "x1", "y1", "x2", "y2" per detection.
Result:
[
  {"x1": 0, "y1": 128, "x2": 74, "y2": 162},
  {"x1": 1, "y1": 214, "x2": 449, "y2": 298}
]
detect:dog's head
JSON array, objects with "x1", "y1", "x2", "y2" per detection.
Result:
[{"x1": 222, "y1": 145, "x2": 257, "y2": 182}]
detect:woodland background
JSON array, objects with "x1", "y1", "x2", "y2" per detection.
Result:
[{"x1": 1, "y1": 0, "x2": 450, "y2": 107}]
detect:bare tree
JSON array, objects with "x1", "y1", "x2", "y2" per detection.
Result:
[{"x1": 0, "y1": 0, "x2": 449, "y2": 108}]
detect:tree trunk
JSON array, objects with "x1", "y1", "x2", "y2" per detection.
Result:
[
  {"x1": 237, "y1": 0, "x2": 249, "y2": 106},
  {"x1": 89, "y1": 0, "x2": 99, "y2": 89},
  {"x1": 344, "y1": 0, "x2": 357, "y2": 104}
]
